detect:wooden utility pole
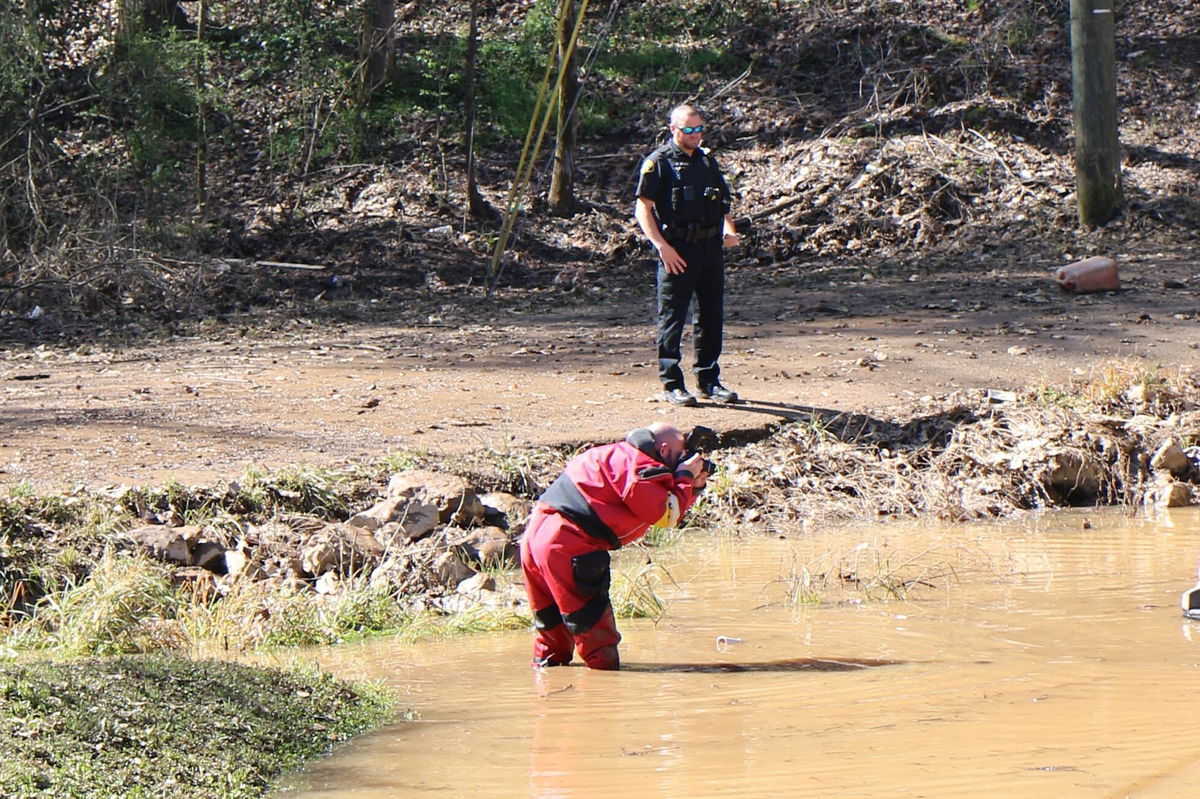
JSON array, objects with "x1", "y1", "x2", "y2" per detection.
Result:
[{"x1": 1070, "y1": 0, "x2": 1123, "y2": 226}]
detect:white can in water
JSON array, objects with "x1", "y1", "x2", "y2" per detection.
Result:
[{"x1": 1182, "y1": 581, "x2": 1200, "y2": 620}]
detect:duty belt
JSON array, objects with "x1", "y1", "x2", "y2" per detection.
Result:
[{"x1": 666, "y1": 223, "x2": 722, "y2": 244}]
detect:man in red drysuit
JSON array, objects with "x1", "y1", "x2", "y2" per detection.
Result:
[{"x1": 519, "y1": 422, "x2": 709, "y2": 670}]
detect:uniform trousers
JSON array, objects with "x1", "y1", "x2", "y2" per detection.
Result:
[{"x1": 656, "y1": 235, "x2": 724, "y2": 391}]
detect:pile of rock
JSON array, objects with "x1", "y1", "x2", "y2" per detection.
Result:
[
  {"x1": 121, "y1": 469, "x2": 530, "y2": 611},
  {"x1": 719, "y1": 393, "x2": 1200, "y2": 524}
]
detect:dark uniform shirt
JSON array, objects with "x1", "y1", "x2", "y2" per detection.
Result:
[{"x1": 635, "y1": 141, "x2": 732, "y2": 242}]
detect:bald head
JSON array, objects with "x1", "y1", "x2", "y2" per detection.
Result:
[
  {"x1": 648, "y1": 422, "x2": 687, "y2": 467},
  {"x1": 669, "y1": 104, "x2": 700, "y2": 127},
  {"x1": 668, "y1": 104, "x2": 704, "y2": 153}
]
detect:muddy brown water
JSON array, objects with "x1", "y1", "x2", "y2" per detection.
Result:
[{"x1": 270, "y1": 509, "x2": 1200, "y2": 798}]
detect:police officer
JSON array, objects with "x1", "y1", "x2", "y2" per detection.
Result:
[{"x1": 635, "y1": 104, "x2": 741, "y2": 407}]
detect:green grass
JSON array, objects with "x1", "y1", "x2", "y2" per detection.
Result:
[
  {"x1": 9, "y1": 556, "x2": 528, "y2": 654},
  {"x1": 0, "y1": 654, "x2": 393, "y2": 799},
  {"x1": 391, "y1": 604, "x2": 531, "y2": 643},
  {"x1": 115, "y1": 463, "x2": 371, "y2": 524},
  {"x1": 6, "y1": 551, "x2": 182, "y2": 656},
  {"x1": 374, "y1": 449, "x2": 432, "y2": 474},
  {"x1": 238, "y1": 463, "x2": 356, "y2": 517},
  {"x1": 641, "y1": 524, "x2": 685, "y2": 548},
  {"x1": 237, "y1": 582, "x2": 410, "y2": 649}
]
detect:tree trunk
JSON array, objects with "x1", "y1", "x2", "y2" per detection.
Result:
[
  {"x1": 194, "y1": 0, "x2": 208, "y2": 216},
  {"x1": 144, "y1": 0, "x2": 190, "y2": 31},
  {"x1": 117, "y1": 0, "x2": 189, "y2": 41},
  {"x1": 1070, "y1": 0, "x2": 1122, "y2": 226},
  {"x1": 359, "y1": 0, "x2": 396, "y2": 103},
  {"x1": 464, "y1": 0, "x2": 491, "y2": 218},
  {"x1": 547, "y1": 0, "x2": 579, "y2": 217},
  {"x1": 115, "y1": 0, "x2": 140, "y2": 45}
]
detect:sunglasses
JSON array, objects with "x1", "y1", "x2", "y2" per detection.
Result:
[{"x1": 674, "y1": 124, "x2": 704, "y2": 134}]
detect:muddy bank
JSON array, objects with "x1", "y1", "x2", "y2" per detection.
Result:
[
  {"x1": 713, "y1": 380, "x2": 1200, "y2": 528},
  {"x1": 7, "y1": 369, "x2": 1200, "y2": 651}
]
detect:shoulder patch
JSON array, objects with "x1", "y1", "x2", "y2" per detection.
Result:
[
  {"x1": 641, "y1": 157, "x2": 656, "y2": 174},
  {"x1": 653, "y1": 494, "x2": 682, "y2": 529}
]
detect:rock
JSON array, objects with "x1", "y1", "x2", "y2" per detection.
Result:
[
  {"x1": 387, "y1": 470, "x2": 485, "y2": 525},
  {"x1": 1152, "y1": 479, "x2": 1193, "y2": 509},
  {"x1": 300, "y1": 541, "x2": 337, "y2": 577},
  {"x1": 479, "y1": 491, "x2": 532, "y2": 530},
  {"x1": 264, "y1": 556, "x2": 306, "y2": 582},
  {"x1": 368, "y1": 556, "x2": 412, "y2": 593},
  {"x1": 346, "y1": 496, "x2": 403, "y2": 531},
  {"x1": 192, "y1": 540, "x2": 228, "y2": 574},
  {"x1": 238, "y1": 520, "x2": 384, "y2": 581},
  {"x1": 348, "y1": 497, "x2": 439, "y2": 543},
  {"x1": 395, "y1": 501, "x2": 441, "y2": 542},
  {"x1": 314, "y1": 571, "x2": 340, "y2": 595},
  {"x1": 436, "y1": 593, "x2": 477, "y2": 614},
  {"x1": 338, "y1": 524, "x2": 386, "y2": 559},
  {"x1": 316, "y1": 523, "x2": 387, "y2": 577},
  {"x1": 450, "y1": 525, "x2": 518, "y2": 567},
  {"x1": 432, "y1": 551, "x2": 476, "y2": 587},
  {"x1": 1044, "y1": 449, "x2": 1102, "y2": 500},
  {"x1": 368, "y1": 545, "x2": 448, "y2": 596},
  {"x1": 125, "y1": 524, "x2": 201, "y2": 565},
  {"x1": 1150, "y1": 439, "x2": 1190, "y2": 478},
  {"x1": 224, "y1": 546, "x2": 252, "y2": 577},
  {"x1": 457, "y1": 572, "x2": 497, "y2": 593},
  {"x1": 474, "y1": 536, "x2": 515, "y2": 565}
]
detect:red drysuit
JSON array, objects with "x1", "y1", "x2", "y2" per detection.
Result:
[{"x1": 519, "y1": 428, "x2": 699, "y2": 669}]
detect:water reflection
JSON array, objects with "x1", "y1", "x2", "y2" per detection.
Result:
[
  {"x1": 621, "y1": 656, "x2": 906, "y2": 673},
  {"x1": 271, "y1": 508, "x2": 1200, "y2": 798}
]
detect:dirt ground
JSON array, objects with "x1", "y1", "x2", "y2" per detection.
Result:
[
  {"x1": 3, "y1": 0, "x2": 1197, "y2": 493},
  {"x1": 4, "y1": 239, "x2": 1198, "y2": 492}
]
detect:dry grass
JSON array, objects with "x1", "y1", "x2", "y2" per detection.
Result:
[
  {"x1": 611, "y1": 562, "x2": 677, "y2": 622},
  {"x1": 775, "y1": 534, "x2": 998, "y2": 606},
  {"x1": 6, "y1": 551, "x2": 184, "y2": 656},
  {"x1": 701, "y1": 369, "x2": 1200, "y2": 529},
  {"x1": 1033, "y1": 357, "x2": 1198, "y2": 414}
]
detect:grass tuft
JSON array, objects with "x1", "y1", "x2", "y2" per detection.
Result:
[
  {"x1": 777, "y1": 536, "x2": 992, "y2": 605},
  {"x1": 8, "y1": 551, "x2": 183, "y2": 656},
  {"x1": 611, "y1": 562, "x2": 675, "y2": 621}
]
